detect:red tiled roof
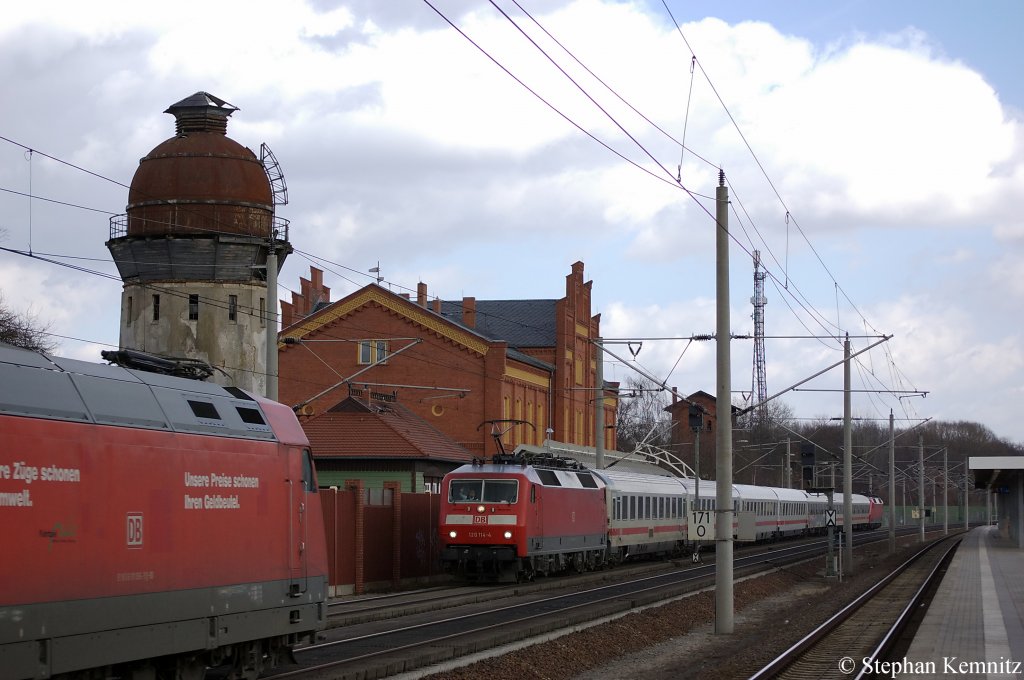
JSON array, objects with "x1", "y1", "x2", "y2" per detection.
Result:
[{"x1": 301, "y1": 397, "x2": 475, "y2": 463}]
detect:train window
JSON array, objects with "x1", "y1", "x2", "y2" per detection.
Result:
[
  {"x1": 658, "y1": 497, "x2": 665, "y2": 519},
  {"x1": 576, "y1": 472, "x2": 599, "y2": 489},
  {"x1": 483, "y1": 480, "x2": 518, "y2": 503},
  {"x1": 302, "y1": 449, "x2": 318, "y2": 493},
  {"x1": 536, "y1": 469, "x2": 561, "y2": 486},
  {"x1": 236, "y1": 406, "x2": 266, "y2": 425},
  {"x1": 188, "y1": 400, "x2": 220, "y2": 420},
  {"x1": 629, "y1": 496, "x2": 636, "y2": 520},
  {"x1": 644, "y1": 497, "x2": 651, "y2": 519},
  {"x1": 450, "y1": 480, "x2": 483, "y2": 502}
]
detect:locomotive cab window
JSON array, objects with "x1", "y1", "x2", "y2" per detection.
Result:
[
  {"x1": 450, "y1": 480, "x2": 483, "y2": 502},
  {"x1": 482, "y1": 479, "x2": 518, "y2": 503}
]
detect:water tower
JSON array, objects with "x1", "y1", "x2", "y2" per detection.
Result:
[{"x1": 106, "y1": 91, "x2": 290, "y2": 394}]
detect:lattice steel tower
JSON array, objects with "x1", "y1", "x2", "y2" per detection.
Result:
[{"x1": 751, "y1": 250, "x2": 767, "y2": 421}]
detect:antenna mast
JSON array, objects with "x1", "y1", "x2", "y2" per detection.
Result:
[{"x1": 751, "y1": 250, "x2": 768, "y2": 424}]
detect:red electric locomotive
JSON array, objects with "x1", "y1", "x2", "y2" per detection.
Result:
[
  {"x1": 0, "y1": 343, "x2": 328, "y2": 679},
  {"x1": 439, "y1": 451, "x2": 608, "y2": 581},
  {"x1": 440, "y1": 445, "x2": 890, "y2": 582},
  {"x1": 866, "y1": 496, "x2": 885, "y2": 529}
]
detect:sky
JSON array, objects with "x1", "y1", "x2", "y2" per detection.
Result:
[{"x1": 1, "y1": 0, "x2": 1022, "y2": 445}]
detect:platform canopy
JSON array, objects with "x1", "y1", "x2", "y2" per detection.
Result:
[{"x1": 970, "y1": 456, "x2": 1024, "y2": 489}]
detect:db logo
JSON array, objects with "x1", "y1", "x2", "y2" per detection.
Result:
[
  {"x1": 126, "y1": 513, "x2": 144, "y2": 548},
  {"x1": 473, "y1": 515, "x2": 487, "y2": 525}
]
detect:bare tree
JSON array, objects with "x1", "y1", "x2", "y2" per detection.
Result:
[
  {"x1": 0, "y1": 292, "x2": 56, "y2": 353},
  {"x1": 614, "y1": 376, "x2": 672, "y2": 451}
]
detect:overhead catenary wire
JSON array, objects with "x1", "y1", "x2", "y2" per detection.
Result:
[{"x1": 2, "y1": 6, "x2": 926, "y2": 425}]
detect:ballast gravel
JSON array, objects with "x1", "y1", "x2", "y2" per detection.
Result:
[{"x1": 423, "y1": 535, "x2": 934, "y2": 680}]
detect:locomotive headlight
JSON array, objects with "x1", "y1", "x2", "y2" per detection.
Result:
[
  {"x1": 477, "y1": 504, "x2": 485, "y2": 513},
  {"x1": 449, "y1": 530, "x2": 457, "y2": 539},
  {"x1": 503, "y1": 531, "x2": 513, "y2": 539}
]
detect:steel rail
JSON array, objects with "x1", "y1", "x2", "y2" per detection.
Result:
[
  {"x1": 853, "y1": 537, "x2": 961, "y2": 680},
  {"x1": 747, "y1": 533, "x2": 962, "y2": 680}
]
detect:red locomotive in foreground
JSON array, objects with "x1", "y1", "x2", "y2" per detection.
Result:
[
  {"x1": 439, "y1": 449, "x2": 884, "y2": 582},
  {"x1": 0, "y1": 343, "x2": 328, "y2": 679}
]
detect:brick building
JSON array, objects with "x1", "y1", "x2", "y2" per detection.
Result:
[
  {"x1": 277, "y1": 262, "x2": 618, "y2": 471},
  {"x1": 301, "y1": 395, "x2": 475, "y2": 493},
  {"x1": 665, "y1": 390, "x2": 722, "y2": 480}
]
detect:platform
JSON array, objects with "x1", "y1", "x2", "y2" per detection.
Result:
[{"x1": 900, "y1": 525, "x2": 1024, "y2": 679}]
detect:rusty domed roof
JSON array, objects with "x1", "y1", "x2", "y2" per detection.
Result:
[{"x1": 125, "y1": 92, "x2": 273, "y2": 239}]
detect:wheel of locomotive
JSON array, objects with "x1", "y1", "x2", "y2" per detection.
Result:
[{"x1": 229, "y1": 640, "x2": 265, "y2": 680}]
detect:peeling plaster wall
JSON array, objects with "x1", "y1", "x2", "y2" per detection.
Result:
[{"x1": 118, "y1": 281, "x2": 268, "y2": 394}]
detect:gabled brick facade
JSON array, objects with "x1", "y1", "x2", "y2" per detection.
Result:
[{"x1": 277, "y1": 262, "x2": 617, "y2": 458}]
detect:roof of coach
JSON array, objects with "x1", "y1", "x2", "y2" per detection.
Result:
[
  {"x1": 806, "y1": 491, "x2": 872, "y2": 504},
  {"x1": 0, "y1": 342, "x2": 282, "y2": 442},
  {"x1": 732, "y1": 483, "x2": 780, "y2": 501},
  {"x1": 732, "y1": 485, "x2": 814, "y2": 502},
  {"x1": 592, "y1": 469, "x2": 689, "y2": 494},
  {"x1": 773, "y1": 487, "x2": 813, "y2": 501}
]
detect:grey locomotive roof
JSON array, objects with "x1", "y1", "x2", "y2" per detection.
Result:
[{"x1": 0, "y1": 342, "x2": 276, "y2": 441}]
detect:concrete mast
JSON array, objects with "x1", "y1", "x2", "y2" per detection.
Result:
[{"x1": 715, "y1": 169, "x2": 734, "y2": 634}]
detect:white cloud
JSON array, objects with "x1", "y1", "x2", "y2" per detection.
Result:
[{"x1": 2, "y1": 0, "x2": 1024, "y2": 443}]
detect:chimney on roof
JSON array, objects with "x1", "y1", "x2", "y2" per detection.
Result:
[
  {"x1": 165, "y1": 91, "x2": 237, "y2": 136},
  {"x1": 400, "y1": 293, "x2": 410, "y2": 300},
  {"x1": 417, "y1": 282, "x2": 427, "y2": 307},
  {"x1": 431, "y1": 298, "x2": 441, "y2": 313},
  {"x1": 463, "y1": 297, "x2": 476, "y2": 328}
]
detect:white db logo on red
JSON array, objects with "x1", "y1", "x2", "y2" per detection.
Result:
[{"x1": 127, "y1": 513, "x2": 144, "y2": 548}]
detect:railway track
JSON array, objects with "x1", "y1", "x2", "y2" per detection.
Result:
[
  {"x1": 269, "y1": 529, "x2": 931, "y2": 680},
  {"x1": 748, "y1": 533, "x2": 961, "y2": 680}
]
